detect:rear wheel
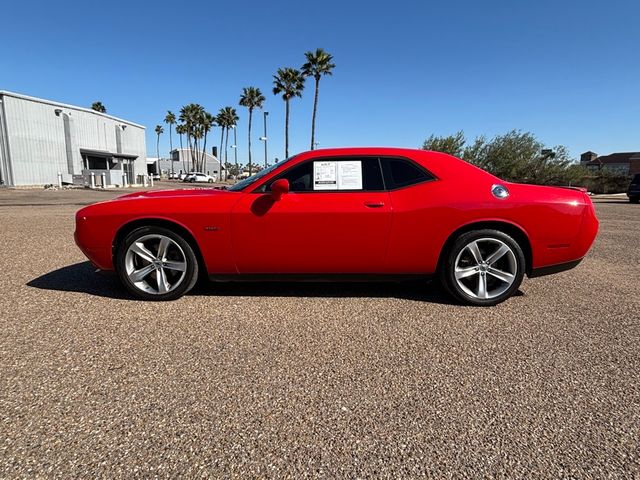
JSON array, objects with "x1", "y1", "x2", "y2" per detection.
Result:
[
  {"x1": 441, "y1": 229, "x2": 525, "y2": 306},
  {"x1": 116, "y1": 226, "x2": 199, "y2": 300}
]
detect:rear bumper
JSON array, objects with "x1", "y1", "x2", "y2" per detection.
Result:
[{"x1": 528, "y1": 258, "x2": 582, "y2": 278}]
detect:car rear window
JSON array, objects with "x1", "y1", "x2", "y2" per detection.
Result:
[{"x1": 382, "y1": 157, "x2": 434, "y2": 188}]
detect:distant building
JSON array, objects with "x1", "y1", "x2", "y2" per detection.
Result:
[
  {"x1": 581, "y1": 151, "x2": 640, "y2": 176},
  {"x1": 162, "y1": 148, "x2": 221, "y2": 176},
  {"x1": 0, "y1": 91, "x2": 147, "y2": 187}
]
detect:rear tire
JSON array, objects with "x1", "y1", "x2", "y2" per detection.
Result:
[
  {"x1": 440, "y1": 229, "x2": 525, "y2": 306},
  {"x1": 116, "y1": 226, "x2": 199, "y2": 301},
  {"x1": 630, "y1": 196, "x2": 639, "y2": 204}
]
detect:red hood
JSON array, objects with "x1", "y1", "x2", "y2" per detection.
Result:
[{"x1": 117, "y1": 188, "x2": 231, "y2": 200}]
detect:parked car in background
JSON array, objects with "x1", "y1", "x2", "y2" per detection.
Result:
[
  {"x1": 75, "y1": 147, "x2": 599, "y2": 306},
  {"x1": 183, "y1": 172, "x2": 216, "y2": 183},
  {"x1": 627, "y1": 174, "x2": 640, "y2": 203}
]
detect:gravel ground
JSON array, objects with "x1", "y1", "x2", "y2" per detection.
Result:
[{"x1": 0, "y1": 191, "x2": 638, "y2": 478}]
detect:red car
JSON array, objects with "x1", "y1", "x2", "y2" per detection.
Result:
[{"x1": 75, "y1": 148, "x2": 599, "y2": 306}]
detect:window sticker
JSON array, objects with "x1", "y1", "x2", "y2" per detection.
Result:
[
  {"x1": 313, "y1": 161, "x2": 337, "y2": 190},
  {"x1": 313, "y1": 160, "x2": 363, "y2": 190},
  {"x1": 337, "y1": 161, "x2": 362, "y2": 190}
]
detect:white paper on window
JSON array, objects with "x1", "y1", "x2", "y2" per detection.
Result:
[
  {"x1": 337, "y1": 161, "x2": 362, "y2": 190},
  {"x1": 313, "y1": 161, "x2": 337, "y2": 190}
]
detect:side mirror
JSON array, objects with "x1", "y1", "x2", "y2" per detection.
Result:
[{"x1": 270, "y1": 178, "x2": 289, "y2": 200}]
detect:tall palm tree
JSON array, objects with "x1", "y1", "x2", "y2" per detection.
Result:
[
  {"x1": 216, "y1": 109, "x2": 227, "y2": 179},
  {"x1": 164, "y1": 111, "x2": 176, "y2": 175},
  {"x1": 175, "y1": 123, "x2": 186, "y2": 172},
  {"x1": 154, "y1": 125, "x2": 164, "y2": 165},
  {"x1": 272, "y1": 68, "x2": 305, "y2": 158},
  {"x1": 221, "y1": 107, "x2": 239, "y2": 181},
  {"x1": 91, "y1": 101, "x2": 106, "y2": 113},
  {"x1": 200, "y1": 111, "x2": 215, "y2": 174},
  {"x1": 302, "y1": 49, "x2": 335, "y2": 150},
  {"x1": 239, "y1": 87, "x2": 266, "y2": 177}
]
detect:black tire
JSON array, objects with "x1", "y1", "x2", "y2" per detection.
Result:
[
  {"x1": 189, "y1": 178, "x2": 196, "y2": 183},
  {"x1": 630, "y1": 196, "x2": 639, "y2": 204},
  {"x1": 208, "y1": 179, "x2": 214, "y2": 183},
  {"x1": 115, "y1": 226, "x2": 199, "y2": 301},
  {"x1": 440, "y1": 229, "x2": 525, "y2": 306}
]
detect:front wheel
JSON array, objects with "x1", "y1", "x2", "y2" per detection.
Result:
[
  {"x1": 440, "y1": 229, "x2": 525, "y2": 306},
  {"x1": 115, "y1": 226, "x2": 199, "y2": 300},
  {"x1": 208, "y1": 179, "x2": 214, "y2": 183}
]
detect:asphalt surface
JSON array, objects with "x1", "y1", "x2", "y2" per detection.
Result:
[{"x1": 1, "y1": 189, "x2": 638, "y2": 478}]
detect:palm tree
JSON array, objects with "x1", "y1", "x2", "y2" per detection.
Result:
[
  {"x1": 216, "y1": 107, "x2": 239, "y2": 181},
  {"x1": 239, "y1": 87, "x2": 266, "y2": 177},
  {"x1": 175, "y1": 123, "x2": 186, "y2": 172},
  {"x1": 164, "y1": 111, "x2": 176, "y2": 175},
  {"x1": 302, "y1": 48, "x2": 335, "y2": 150},
  {"x1": 272, "y1": 68, "x2": 305, "y2": 158},
  {"x1": 179, "y1": 104, "x2": 206, "y2": 170},
  {"x1": 216, "y1": 109, "x2": 228, "y2": 179},
  {"x1": 154, "y1": 125, "x2": 164, "y2": 165},
  {"x1": 91, "y1": 101, "x2": 106, "y2": 113},
  {"x1": 200, "y1": 112, "x2": 215, "y2": 174}
]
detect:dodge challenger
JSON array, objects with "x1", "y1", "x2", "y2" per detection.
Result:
[{"x1": 75, "y1": 148, "x2": 599, "y2": 306}]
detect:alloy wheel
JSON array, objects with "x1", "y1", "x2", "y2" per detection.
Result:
[
  {"x1": 454, "y1": 238, "x2": 517, "y2": 300},
  {"x1": 124, "y1": 234, "x2": 187, "y2": 295}
]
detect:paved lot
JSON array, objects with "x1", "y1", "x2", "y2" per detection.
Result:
[{"x1": 1, "y1": 189, "x2": 638, "y2": 478}]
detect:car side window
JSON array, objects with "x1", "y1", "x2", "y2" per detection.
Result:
[
  {"x1": 382, "y1": 157, "x2": 433, "y2": 189},
  {"x1": 264, "y1": 157, "x2": 385, "y2": 192}
]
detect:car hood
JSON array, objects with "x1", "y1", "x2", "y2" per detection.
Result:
[{"x1": 116, "y1": 188, "x2": 231, "y2": 200}]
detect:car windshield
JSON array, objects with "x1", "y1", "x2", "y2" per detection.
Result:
[{"x1": 228, "y1": 155, "x2": 298, "y2": 191}]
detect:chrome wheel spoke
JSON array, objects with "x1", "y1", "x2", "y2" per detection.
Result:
[
  {"x1": 455, "y1": 266, "x2": 478, "y2": 280},
  {"x1": 157, "y1": 237, "x2": 171, "y2": 261},
  {"x1": 163, "y1": 260, "x2": 186, "y2": 272},
  {"x1": 487, "y1": 267, "x2": 514, "y2": 283},
  {"x1": 466, "y1": 241, "x2": 483, "y2": 264},
  {"x1": 477, "y1": 273, "x2": 488, "y2": 299},
  {"x1": 486, "y1": 244, "x2": 510, "y2": 265},
  {"x1": 156, "y1": 268, "x2": 170, "y2": 294},
  {"x1": 130, "y1": 242, "x2": 155, "y2": 263},
  {"x1": 129, "y1": 264, "x2": 156, "y2": 283}
]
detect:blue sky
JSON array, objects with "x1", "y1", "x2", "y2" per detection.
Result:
[{"x1": 1, "y1": 0, "x2": 638, "y2": 163}]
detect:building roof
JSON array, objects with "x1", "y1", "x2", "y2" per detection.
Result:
[
  {"x1": 0, "y1": 90, "x2": 145, "y2": 129},
  {"x1": 586, "y1": 152, "x2": 640, "y2": 165}
]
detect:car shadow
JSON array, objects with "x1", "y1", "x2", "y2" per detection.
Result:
[{"x1": 27, "y1": 261, "x2": 468, "y2": 305}]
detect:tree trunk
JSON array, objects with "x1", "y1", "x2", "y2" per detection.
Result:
[
  {"x1": 156, "y1": 135, "x2": 160, "y2": 163},
  {"x1": 169, "y1": 125, "x2": 173, "y2": 174},
  {"x1": 224, "y1": 127, "x2": 230, "y2": 181},
  {"x1": 179, "y1": 134, "x2": 185, "y2": 172},
  {"x1": 202, "y1": 131, "x2": 208, "y2": 175},
  {"x1": 311, "y1": 76, "x2": 319, "y2": 150},
  {"x1": 248, "y1": 109, "x2": 253, "y2": 176},
  {"x1": 219, "y1": 127, "x2": 225, "y2": 179},
  {"x1": 285, "y1": 99, "x2": 290, "y2": 158}
]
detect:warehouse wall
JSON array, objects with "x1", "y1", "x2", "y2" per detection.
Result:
[{"x1": 0, "y1": 93, "x2": 146, "y2": 186}]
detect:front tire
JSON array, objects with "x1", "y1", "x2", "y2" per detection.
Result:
[
  {"x1": 440, "y1": 229, "x2": 525, "y2": 306},
  {"x1": 116, "y1": 226, "x2": 199, "y2": 301}
]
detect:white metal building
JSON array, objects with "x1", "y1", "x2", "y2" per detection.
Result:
[
  {"x1": 0, "y1": 91, "x2": 147, "y2": 187},
  {"x1": 164, "y1": 148, "x2": 221, "y2": 177}
]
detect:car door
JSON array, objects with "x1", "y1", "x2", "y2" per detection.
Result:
[{"x1": 231, "y1": 157, "x2": 392, "y2": 274}]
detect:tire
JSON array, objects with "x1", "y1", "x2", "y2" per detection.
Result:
[
  {"x1": 630, "y1": 196, "x2": 639, "y2": 204},
  {"x1": 115, "y1": 226, "x2": 199, "y2": 301},
  {"x1": 189, "y1": 178, "x2": 196, "y2": 183},
  {"x1": 208, "y1": 179, "x2": 214, "y2": 183},
  {"x1": 440, "y1": 229, "x2": 525, "y2": 306}
]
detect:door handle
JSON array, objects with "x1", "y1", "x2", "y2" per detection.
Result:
[{"x1": 364, "y1": 201, "x2": 385, "y2": 208}]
